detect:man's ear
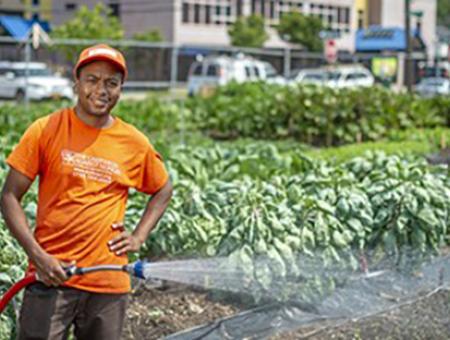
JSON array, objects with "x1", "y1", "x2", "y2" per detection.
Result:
[{"x1": 73, "y1": 79, "x2": 79, "y2": 95}]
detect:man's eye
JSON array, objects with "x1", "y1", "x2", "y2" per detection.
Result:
[{"x1": 108, "y1": 81, "x2": 119, "y2": 88}]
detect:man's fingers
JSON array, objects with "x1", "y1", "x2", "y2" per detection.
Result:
[
  {"x1": 115, "y1": 244, "x2": 130, "y2": 256},
  {"x1": 110, "y1": 238, "x2": 129, "y2": 253},
  {"x1": 109, "y1": 231, "x2": 128, "y2": 245},
  {"x1": 52, "y1": 266, "x2": 68, "y2": 282},
  {"x1": 112, "y1": 222, "x2": 125, "y2": 230},
  {"x1": 41, "y1": 273, "x2": 60, "y2": 287}
]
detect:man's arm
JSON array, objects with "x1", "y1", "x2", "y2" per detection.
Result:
[
  {"x1": 0, "y1": 168, "x2": 70, "y2": 286},
  {"x1": 108, "y1": 179, "x2": 173, "y2": 255}
]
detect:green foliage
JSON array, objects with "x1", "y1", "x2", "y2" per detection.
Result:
[
  {"x1": 187, "y1": 82, "x2": 449, "y2": 145},
  {"x1": 0, "y1": 85, "x2": 448, "y2": 151},
  {"x1": 132, "y1": 29, "x2": 163, "y2": 42},
  {"x1": 228, "y1": 15, "x2": 268, "y2": 48},
  {"x1": 306, "y1": 140, "x2": 434, "y2": 163},
  {"x1": 50, "y1": 3, "x2": 124, "y2": 62},
  {"x1": 146, "y1": 147, "x2": 450, "y2": 303},
  {"x1": 276, "y1": 11, "x2": 323, "y2": 51},
  {"x1": 1, "y1": 96, "x2": 450, "y2": 336},
  {"x1": 437, "y1": 0, "x2": 450, "y2": 26}
]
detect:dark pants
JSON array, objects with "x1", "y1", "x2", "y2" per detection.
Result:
[{"x1": 18, "y1": 283, "x2": 128, "y2": 340}]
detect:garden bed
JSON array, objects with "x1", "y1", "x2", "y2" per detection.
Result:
[{"x1": 123, "y1": 283, "x2": 450, "y2": 339}]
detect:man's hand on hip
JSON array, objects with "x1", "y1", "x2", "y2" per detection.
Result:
[{"x1": 108, "y1": 222, "x2": 143, "y2": 256}]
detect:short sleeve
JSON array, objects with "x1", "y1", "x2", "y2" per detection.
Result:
[
  {"x1": 135, "y1": 144, "x2": 169, "y2": 195},
  {"x1": 6, "y1": 119, "x2": 44, "y2": 181}
]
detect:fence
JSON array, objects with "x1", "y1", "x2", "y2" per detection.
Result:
[{"x1": 0, "y1": 36, "x2": 427, "y2": 91}]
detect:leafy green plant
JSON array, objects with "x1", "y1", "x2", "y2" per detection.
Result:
[
  {"x1": 228, "y1": 14, "x2": 268, "y2": 48},
  {"x1": 276, "y1": 10, "x2": 324, "y2": 51},
  {"x1": 50, "y1": 4, "x2": 124, "y2": 63}
]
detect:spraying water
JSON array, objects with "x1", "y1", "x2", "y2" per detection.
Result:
[
  {"x1": 142, "y1": 257, "x2": 247, "y2": 291},
  {"x1": 155, "y1": 251, "x2": 450, "y2": 339},
  {"x1": 141, "y1": 250, "x2": 448, "y2": 302}
]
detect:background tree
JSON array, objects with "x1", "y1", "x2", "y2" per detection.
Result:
[
  {"x1": 228, "y1": 15, "x2": 268, "y2": 48},
  {"x1": 51, "y1": 4, "x2": 124, "y2": 63},
  {"x1": 437, "y1": 0, "x2": 450, "y2": 27},
  {"x1": 132, "y1": 29, "x2": 163, "y2": 42},
  {"x1": 276, "y1": 11, "x2": 323, "y2": 52}
]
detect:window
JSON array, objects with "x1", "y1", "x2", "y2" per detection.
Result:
[
  {"x1": 338, "y1": 7, "x2": 345, "y2": 23},
  {"x1": 182, "y1": 3, "x2": 189, "y2": 23},
  {"x1": 304, "y1": 74, "x2": 324, "y2": 81},
  {"x1": 358, "y1": 9, "x2": 364, "y2": 29},
  {"x1": 32, "y1": 0, "x2": 40, "y2": 6},
  {"x1": 270, "y1": 1, "x2": 275, "y2": 18},
  {"x1": 343, "y1": 8, "x2": 350, "y2": 24},
  {"x1": 192, "y1": 63, "x2": 202, "y2": 76},
  {"x1": 205, "y1": 5, "x2": 211, "y2": 24},
  {"x1": 226, "y1": 5, "x2": 231, "y2": 16},
  {"x1": 253, "y1": 66, "x2": 260, "y2": 78},
  {"x1": 109, "y1": 3, "x2": 120, "y2": 18},
  {"x1": 65, "y1": 3, "x2": 77, "y2": 11},
  {"x1": 245, "y1": 66, "x2": 252, "y2": 78},
  {"x1": 237, "y1": 0, "x2": 243, "y2": 16},
  {"x1": 345, "y1": 73, "x2": 356, "y2": 80},
  {"x1": 194, "y1": 4, "x2": 200, "y2": 23},
  {"x1": 356, "y1": 72, "x2": 369, "y2": 79},
  {"x1": 206, "y1": 64, "x2": 220, "y2": 76}
]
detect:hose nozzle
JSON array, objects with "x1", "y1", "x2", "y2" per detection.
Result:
[{"x1": 124, "y1": 260, "x2": 146, "y2": 279}]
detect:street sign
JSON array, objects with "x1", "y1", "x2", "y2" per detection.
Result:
[
  {"x1": 31, "y1": 23, "x2": 51, "y2": 49},
  {"x1": 324, "y1": 39, "x2": 337, "y2": 64},
  {"x1": 319, "y1": 30, "x2": 341, "y2": 40}
]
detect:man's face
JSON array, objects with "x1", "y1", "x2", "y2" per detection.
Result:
[{"x1": 75, "y1": 61, "x2": 123, "y2": 117}]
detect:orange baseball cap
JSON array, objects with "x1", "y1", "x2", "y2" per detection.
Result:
[{"x1": 74, "y1": 44, "x2": 127, "y2": 81}]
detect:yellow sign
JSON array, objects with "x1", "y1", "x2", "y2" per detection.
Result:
[{"x1": 372, "y1": 57, "x2": 398, "y2": 78}]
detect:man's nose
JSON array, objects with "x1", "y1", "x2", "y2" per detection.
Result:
[{"x1": 94, "y1": 80, "x2": 108, "y2": 95}]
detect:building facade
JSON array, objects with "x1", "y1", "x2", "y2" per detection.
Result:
[
  {"x1": 50, "y1": 0, "x2": 436, "y2": 53},
  {"x1": 367, "y1": 0, "x2": 436, "y2": 58},
  {"x1": 0, "y1": 0, "x2": 52, "y2": 21}
]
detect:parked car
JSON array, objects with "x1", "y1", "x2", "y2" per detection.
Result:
[
  {"x1": 289, "y1": 65, "x2": 374, "y2": 89},
  {"x1": 324, "y1": 65, "x2": 375, "y2": 88},
  {"x1": 0, "y1": 61, "x2": 74, "y2": 101},
  {"x1": 187, "y1": 55, "x2": 284, "y2": 95},
  {"x1": 418, "y1": 65, "x2": 449, "y2": 80},
  {"x1": 415, "y1": 77, "x2": 450, "y2": 97},
  {"x1": 289, "y1": 68, "x2": 327, "y2": 86}
]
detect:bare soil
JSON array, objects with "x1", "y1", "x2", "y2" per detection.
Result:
[{"x1": 123, "y1": 281, "x2": 450, "y2": 340}]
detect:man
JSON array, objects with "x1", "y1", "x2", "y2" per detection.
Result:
[{"x1": 0, "y1": 44, "x2": 173, "y2": 339}]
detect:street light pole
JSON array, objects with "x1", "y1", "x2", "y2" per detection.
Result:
[{"x1": 405, "y1": 0, "x2": 413, "y2": 92}]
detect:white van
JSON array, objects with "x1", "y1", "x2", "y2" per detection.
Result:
[
  {"x1": 187, "y1": 55, "x2": 285, "y2": 95},
  {"x1": 0, "y1": 61, "x2": 74, "y2": 101}
]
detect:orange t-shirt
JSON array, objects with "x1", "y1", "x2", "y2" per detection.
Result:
[{"x1": 6, "y1": 107, "x2": 169, "y2": 293}]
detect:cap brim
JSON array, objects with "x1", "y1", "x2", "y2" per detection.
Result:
[{"x1": 74, "y1": 55, "x2": 127, "y2": 81}]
